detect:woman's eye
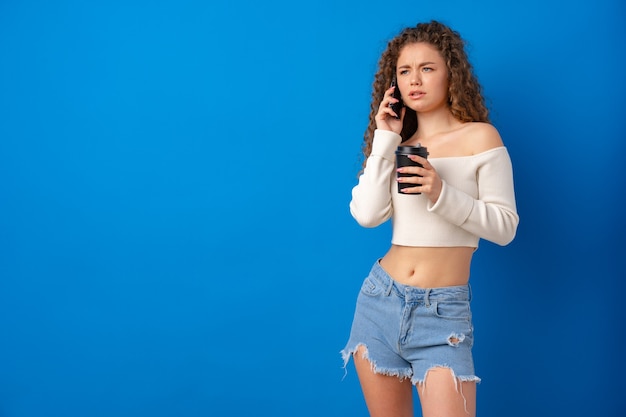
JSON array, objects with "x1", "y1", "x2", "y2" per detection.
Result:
[
  {"x1": 422, "y1": 67, "x2": 432, "y2": 72},
  {"x1": 399, "y1": 70, "x2": 409, "y2": 75}
]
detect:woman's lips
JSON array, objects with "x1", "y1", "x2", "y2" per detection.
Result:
[{"x1": 408, "y1": 91, "x2": 425, "y2": 99}]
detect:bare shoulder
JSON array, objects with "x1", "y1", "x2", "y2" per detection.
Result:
[{"x1": 462, "y1": 122, "x2": 504, "y2": 155}]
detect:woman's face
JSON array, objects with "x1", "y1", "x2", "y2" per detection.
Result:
[{"x1": 395, "y1": 42, "x2": 449, "y2": 114}]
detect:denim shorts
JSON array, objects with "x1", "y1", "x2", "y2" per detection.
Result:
[{"x1": 341, "y1": 260, "x2": 480, "y2": 385}]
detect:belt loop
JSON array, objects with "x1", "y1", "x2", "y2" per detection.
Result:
[
  {"x1": 468, "y1": 283, "x2": 472, "y2": 301},
  {"x1": 385, "y1": 277, "x2": 393, "y2": 296},
  {"x1": 424, "y1": 289, "x2": 431, "y2": 307}
]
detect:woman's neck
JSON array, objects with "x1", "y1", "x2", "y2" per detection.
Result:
[{"x1": 413, "y1": 107, "x2": 461, "y2": 140}]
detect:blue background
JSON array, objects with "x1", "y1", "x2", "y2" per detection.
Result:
[{"x1": 1, "y1": 0, "x2": 624, "y2": 416}]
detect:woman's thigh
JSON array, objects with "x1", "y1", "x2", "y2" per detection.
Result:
[
  {"x1": 353, "y1": 346, "x2": 414, "y2": 417},
  {"x1": 417, "y1": 367, "x2": 476, "y2": 417}
]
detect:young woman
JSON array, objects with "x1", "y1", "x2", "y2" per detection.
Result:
[{"x1": 341, "y1": 21, "x2": 519, "y2": 417}]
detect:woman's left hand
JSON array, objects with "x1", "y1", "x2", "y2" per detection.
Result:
[{"x1": 396, "y1": 155, "x2": 442, "y2": 204}]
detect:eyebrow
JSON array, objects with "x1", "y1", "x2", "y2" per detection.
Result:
[{"x1": 398, "y1": 61, "x2": 438, "y2": 69}]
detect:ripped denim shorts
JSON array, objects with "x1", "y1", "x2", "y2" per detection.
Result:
[{"x1": 341, "y1": 260, "x2": 480, "y2": 385}]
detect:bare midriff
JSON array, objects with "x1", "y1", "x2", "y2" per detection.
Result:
[{"x1": 379, "y1": 245, "x2": 475, "y2": 288}]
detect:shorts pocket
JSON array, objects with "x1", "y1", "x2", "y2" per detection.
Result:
[
  {"x1": 360, "y1": 276, "x2": 384, "y2": 297},
  {"x1": 433, "y1": 300, "x2": 471, "y2": 321}
]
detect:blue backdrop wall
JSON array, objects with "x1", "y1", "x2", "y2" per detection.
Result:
[{"x1": 1, "y1": 0, "x2": 624, "y2": 416}]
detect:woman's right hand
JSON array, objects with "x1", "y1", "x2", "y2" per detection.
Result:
[{"x1": 375, "y1": 85, "x2": 405, "y2": 134}]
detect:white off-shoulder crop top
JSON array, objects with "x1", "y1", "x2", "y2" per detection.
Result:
[{"x1": 349, "y1": 129, "x2": 519, "y2": 247}]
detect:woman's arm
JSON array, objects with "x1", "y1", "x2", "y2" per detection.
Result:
[
  {"x1": 349, "y1": 129, "x2": 402, "y2": 227},
  {"x1": 428, "y1": 148, "x2": 519, "y2": 245}
]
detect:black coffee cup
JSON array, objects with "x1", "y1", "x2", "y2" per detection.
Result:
[{"x1": 395, "y1": 145, "x2": 429, "y2": 194}]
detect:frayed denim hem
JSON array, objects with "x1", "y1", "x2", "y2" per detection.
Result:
[
  {"x1": 341, "y1": 343, "x2": 413, "y2": 382},
  {"x1": 341, "y1": 345, "x2": 480, "y2": 415},
  {"x1": 413, "y1": 365, "x2": 481, "y2": 386}
]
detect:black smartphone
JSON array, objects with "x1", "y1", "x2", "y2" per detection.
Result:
[{"x1": 390, "y1": 78, "x2": 403, "y2": 119}]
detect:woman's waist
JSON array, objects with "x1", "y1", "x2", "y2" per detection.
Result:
[{"x1": 379, "y1": 245, "x2": 473, "y2": 288}]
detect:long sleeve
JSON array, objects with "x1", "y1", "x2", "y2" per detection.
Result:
[
  {"x1": 427, "y1": 148, "x2": 519, "y2": 246},
  {"x1": 349, "y1": 130, "x2": 402, "y2": 228}
]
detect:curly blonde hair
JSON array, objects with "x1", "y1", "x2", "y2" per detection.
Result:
[{"x1": 360, "y1": 21, "x2": 489, "y2": 168}]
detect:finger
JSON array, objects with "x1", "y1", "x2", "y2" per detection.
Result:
[
  {"x1": 377, "y1": 107, "x2": 396, "y2": 120},
  {"x1": 407, "y1": 154, "x2": 429, "y2": 165},
  {"x1": 397, "y1": 165, "x2": 426, "y2": 176},
  {"x1": 399, "y1": 185, "x2": 423, "y2": 194},
  {"x1": 380, "y1": 88, "x2": 393, "y2": 104},
  {"x1": 397, "y1": 174, "x2": 424, "y2": 185},
  {"x1": 381, "y1": 97, "x2": 400, "y2": 110},
  {"x1": 420, "y1": 158, "x2": 434, "y2": 170}
]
